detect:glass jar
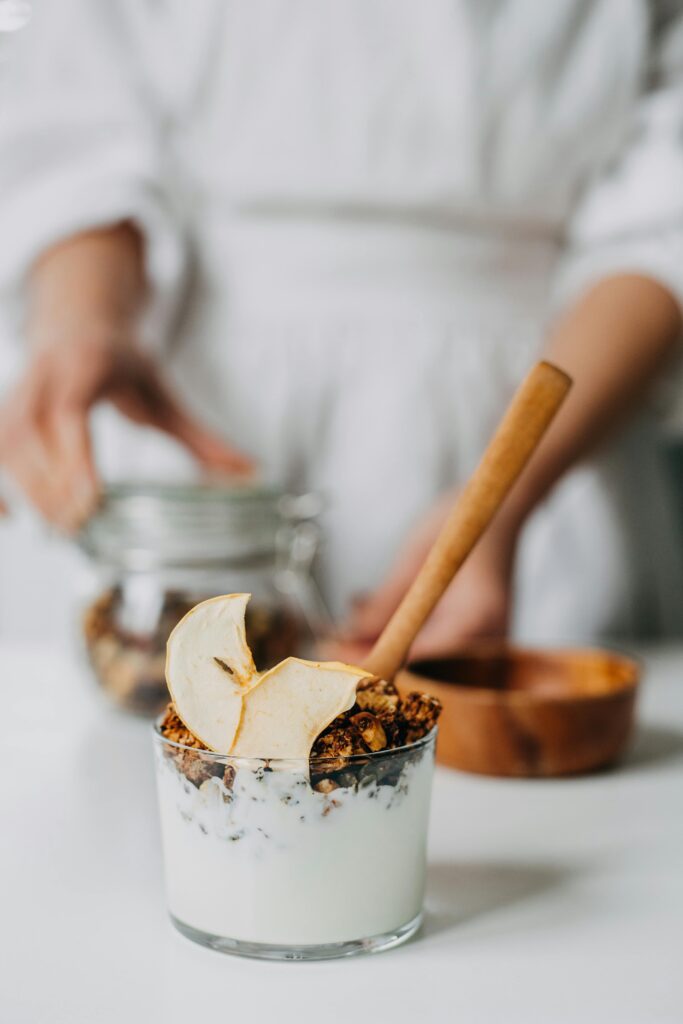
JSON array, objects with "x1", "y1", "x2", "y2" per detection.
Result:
[
  {"x1": 78, "y1": 483, "x2": 327, "y2": 716},
  {"x1": 153, "y1": 724, "x2": 436, "y2": 959}
]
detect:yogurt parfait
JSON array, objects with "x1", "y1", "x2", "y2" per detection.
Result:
[{"x1": 153, "y1": 593, "x2": 440, "y2": 960}]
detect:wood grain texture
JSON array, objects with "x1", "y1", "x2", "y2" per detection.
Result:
[{"x1": 399, "y1": 646, "x2": 640, "y2": 777}]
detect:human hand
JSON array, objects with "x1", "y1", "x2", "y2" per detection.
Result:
[
  {"x1": 0, "y1": 328, "x2": 254, "y2": 531},
  {"x1": 328, "y1": 491, "x2": 517, "y2": 665}
]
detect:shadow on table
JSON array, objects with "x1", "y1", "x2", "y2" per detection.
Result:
[
  {"x1": 419, "y1": 859, "x2": 573, "y2": 941},
  {"x1": 619, "y1": 723, "x2": 683, "y2": 773}
]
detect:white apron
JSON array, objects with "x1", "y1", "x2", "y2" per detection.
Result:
[{"x1": 94, "y1": 210, "x2": 681, "y2": 641}]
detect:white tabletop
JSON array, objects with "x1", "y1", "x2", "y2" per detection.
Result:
[{"x1": 2, "y1": 643, "x2": 682, "y2": 1024}]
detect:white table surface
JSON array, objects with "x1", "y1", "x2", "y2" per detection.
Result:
[{"x1": 2, "y1": 643, "x2": 682, "y2": 1024}]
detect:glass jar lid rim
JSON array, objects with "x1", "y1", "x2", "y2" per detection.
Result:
[
  {"x1": 101, "y1": 480, "x2": 285, "y2": 504},
  {"x1": 78, "y1": 481, "x2": 320, "y2": 568}
]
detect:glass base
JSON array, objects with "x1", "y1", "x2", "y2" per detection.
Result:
[{"x1": 170, "y1": 911, "x2": 423, "y2": 961}]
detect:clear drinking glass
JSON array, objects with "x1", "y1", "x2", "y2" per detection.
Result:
[{"x1": 153, "y1": 723, "x2": 437, "y2": 960}]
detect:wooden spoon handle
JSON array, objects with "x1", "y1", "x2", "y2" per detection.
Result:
[{"x1": 363, "y1": 361, "x2": 572, "y2": 681}]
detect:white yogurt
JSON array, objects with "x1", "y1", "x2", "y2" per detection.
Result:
[{"x1": 155, "y1": 741, "x2": 435, "y2": 947}]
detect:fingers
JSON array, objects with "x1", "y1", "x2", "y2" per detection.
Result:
[
  {"x1": 317, "y1": 635, "x2": 374, "y2": 665},
  {"x1": 330, "y1": 554, "x2": 430, "y2": 668},
  {"x1": 0, "y1": 327, "x2": 113, "y2": 528},
  {"x1": 0, "y1": 386, "x2": 99, "y2": 531},
  {"x1": 175, "y1": 419, "x2": 256, "y2": 477},
  {"x1": 339, "y1": 512, "x2": 511, "y2": 666},
  {"x1": 112, "y1": 360, "x2": 256, "y2": 476},
  {"x1": 331, "y1": 596, "x2": 508, "y2": 669},
  {"x1": 408, "y1": 620, "x2": 504, "y2": 662},
  {"x1": 51, "y1": 409, "x2": 100, "y2": 525},
  {"x1": 2, "y1": 425, "x2": 72, "y2": 529},
  {"x1": 408, "y1": 622, "x2": 468, "y2": 662},
  {"x1": 407, "y1": 577, "x2": 510, "y2": 661}
]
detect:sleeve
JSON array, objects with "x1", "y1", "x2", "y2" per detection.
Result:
[
  {"x1": 552, "y1": 3, "x2": 683, "y2": 316},
  {"x1": 0, "y1": 0, "x2": 185, "y2": 348}
]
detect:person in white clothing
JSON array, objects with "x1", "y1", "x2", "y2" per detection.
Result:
[{"x1": 0, "y1": 0, "x2": 682, "y2": 655}]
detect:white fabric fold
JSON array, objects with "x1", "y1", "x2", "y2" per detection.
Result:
[
  {"x1": 0, "y1": 0, "x2": 185, "y2": 348},
  {"x1": 553, "y1": 6, "x2": 683, "y2": 314}
]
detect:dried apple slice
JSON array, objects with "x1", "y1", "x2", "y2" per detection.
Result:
[
  {"x1": 231, "y1": 657, "x2": 368, "y2": 760},
  {"x1": 165, "y1": 593, "x2": 257, "y2": 753}
]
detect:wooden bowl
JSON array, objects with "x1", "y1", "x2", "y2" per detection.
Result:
[{"x1": 397, "y1": 646, "x2": 640, "y2": 777}]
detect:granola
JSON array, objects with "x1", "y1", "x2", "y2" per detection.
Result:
[
  {"x1": 401, "y1": 692, "x2": 442, "y2": 743},
  {"x1": 160, "y1": 706, "x2": 206, "y2": 749},
  {"x1": 349, "y1": 711, "x2": 387, "y2": 752},
  {"x1": 312, "y1": 676, "x2": 440, "y2": 756},
  {"x1": 160, "y1": 673, "x2": 441, "y2": 792},
  {"x1": 355, "y1": 676, "x2": 400, "y2": 720}
]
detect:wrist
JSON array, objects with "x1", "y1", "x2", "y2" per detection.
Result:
[
  {"x1": 28, "y1": 224, "x2": 145, "y2": 351},
  {"x1": 28, "y1": 315, "x2": 137, "y2": 356}
]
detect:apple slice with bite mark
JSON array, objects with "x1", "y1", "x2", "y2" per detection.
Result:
[
  {"x1": 165, "y1": 593, "x2": 369, "y2": 762},
  {"x1": 165, "y1": 593, "x2": 258, "y2": 753},
  {"x1": 231, "y1": 657, "x2": 368, "y2": 760}
]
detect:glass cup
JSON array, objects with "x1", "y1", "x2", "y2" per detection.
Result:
[{"x1": 153, "y1": 723, "x2": 437, "y2": 960}]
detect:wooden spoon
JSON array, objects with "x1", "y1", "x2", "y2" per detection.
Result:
[{"x1": 363, "y1": 361, "x2": 572, "y2": 682}]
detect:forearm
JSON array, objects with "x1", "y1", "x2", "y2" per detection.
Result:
[
  {"x1": 28, "y1": 222, "x2": 146, "y2": 346},
  {"x1": 496, "y1": 273, "x2": 682, "y2": 541}
]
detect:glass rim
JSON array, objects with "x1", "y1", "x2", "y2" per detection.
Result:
[{"x1": 152, "y1": 716, "x2": 437, "y2": 767}]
